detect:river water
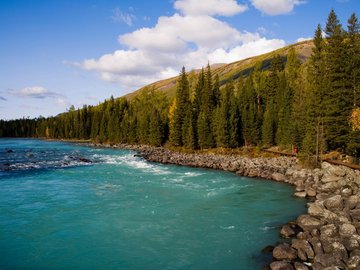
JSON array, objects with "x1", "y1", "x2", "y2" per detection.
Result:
[{"x1": 0, "y1": 138, "x2": 305, "y2": 269}]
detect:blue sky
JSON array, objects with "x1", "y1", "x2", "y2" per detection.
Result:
[{"x1": 0, "y1": 0, "x2": 358, "y2": 119}]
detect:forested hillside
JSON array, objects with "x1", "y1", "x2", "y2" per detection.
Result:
[{"x1": 1, "y1": 10, "x2": 359, "y2": 161}]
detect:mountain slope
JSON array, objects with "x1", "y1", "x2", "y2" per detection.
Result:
[{"x1": 124, "y1": 40, "x2": 313, "y2": 100}]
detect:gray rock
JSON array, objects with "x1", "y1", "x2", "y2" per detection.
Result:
[
  {"x1": 321, "y1": 162, "x2": 346, "y2": 177},
  {"x1": 321, "y1": 175, "x2": 343, "y2": 183},
  {"x1": 270, "y1": 261, "x2": 294, "y2": 270},
  {"x1": 339, "y1": 223, "x2": 357, "y2": 238},
  {"x1": 318, "y1": 181, "x2": 342, "y2": 193},
  {"x1": 273, "y1": 243, "x2": 297, "y2": 261},
  {"x1": 297, "y1": 215, "x2": 323, "y2": 231},
  {"x1": 324, "y1": 195, "x2": 343, "y2": 210}
]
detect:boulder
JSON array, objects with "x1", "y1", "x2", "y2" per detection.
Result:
[
  {"x1": 321, "y1": 175, "x2": 343, "y2": 183},
  {"x1": 314, "y1": 253, "x2": 345, "y2": 268},
  {"x1": 308, "y1": 203, "x2": 337, "y2": 221},
  {"x1": 317, "y1": 181, "x2": 342, "y2": 193},
  {"x1": 350, "y1": 209, "x2": 360, "y2": 221},
  {"x1": 270, "y1": 261, "x2": 294, "y2": 270},
  {"x1": 294, "y1": 262, "x2": 309, "y2": 270},
  {"x1": 339, "y1": 223, "x2": 357, "y2": 238},
  {"x1": 291, "y1": 239, "x2": 315, "y2": 260},
  {"x1": 344, "y1": 235, "x2": 360, "y2": 251},
  {"x1": 272, "y1": 172, "x2": 286, "y2": 182},
  {"x1": 294, "y1": 191, "x2": 307, "y2": 198},
  {"x1": 347, "y1": 255, "x2": 360, "y2": 269},
  {"x1": 273, "y1": 243, "x2": 297, "y2": 261},
  {"x1": 320, "y1": 224, "x2": 338, "y2": 238},
  {"x1": 305, "y1": 187, "x2": 317, "y2": 197},
  {"x1": 341, "y1": 186, "x2": 353, "y2": 197},
  {"x1": 280, "y1": 225, "x2": 296, "y2": 238},
  {"x1": 323, "y1": 195, "x2": 343, "y2": 210},
  {"x1": 321, "y1": 162, "x2": 346, "y2": 177},
  {"x1": 346, "y1": 195, "x2": 358, "y2": 210},
  {"x1": 297, "y1": 215, "x2": 323, "y2": 231}
]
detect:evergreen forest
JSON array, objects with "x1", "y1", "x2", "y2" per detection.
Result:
[{"x1": 1, "y1": 10, "x2": 360, "y2": 160}]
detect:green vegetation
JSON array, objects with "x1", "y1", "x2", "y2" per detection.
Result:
[{"x1": 1, "y1": 10, "x2": 359, "y2": 161}]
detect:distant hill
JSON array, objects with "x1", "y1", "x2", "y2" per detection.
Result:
[{"x1": 124, "y1": 40, "x2": 313, "y2": 100}]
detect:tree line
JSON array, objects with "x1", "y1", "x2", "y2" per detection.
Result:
[{"x1": 1, "y1": 10, "x2": 359, "y2": 159}]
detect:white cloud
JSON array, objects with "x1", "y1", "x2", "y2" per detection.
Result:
[
  {"x1": 75, "y1": 2, "x2": 287, "y2": 90},
  {"x1": 120, "y1": 14, "x2": 243, "y2": 51},
  {"x1": 296, "y1": 37, "x2": 312, "y2": 43},
  {"x1": 251, "y1": 0, "x2": 304, "y2": 16},
  {"x1": 112, "y1": 7, "x2": 136, "y2": 26},
  {"x1": 208, "y1": 38, "x2": 286, "y2": 63},
  {"x1": 9, "y1": 86, "x2": 63, "y2": 99},
  {"x1": 174, "y1": 0, "x2": 248, "y2": 16}
]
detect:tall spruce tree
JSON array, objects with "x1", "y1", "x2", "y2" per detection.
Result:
[{"x1": 169, "y1": 67, "x2": 190, "y2": 146}]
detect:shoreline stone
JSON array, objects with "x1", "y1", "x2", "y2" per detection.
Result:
[{"x1": 81, "y1": 142, "x2": 360, "y2": 269}]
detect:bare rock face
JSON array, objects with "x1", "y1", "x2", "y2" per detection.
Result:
[
  {"x1": 297, "y1": 215, "x2": 323, "y2": 232},
  {"x1": 270, "y1": 261, "x2": 295, "y2": 270},
  {"x1": 273, "y1": 243, "x2": 298, "y2": 261}
]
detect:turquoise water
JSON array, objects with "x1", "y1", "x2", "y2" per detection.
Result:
[{"x1": 0, "y1": 139, "x2": 305, "y2": 270}]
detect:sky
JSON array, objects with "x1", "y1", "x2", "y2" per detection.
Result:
[{"x1": 0, "y1": 0, "x2": 358, "y2": 120}]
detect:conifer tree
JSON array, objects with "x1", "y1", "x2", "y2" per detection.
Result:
[{"x1": 169, "y1": 67, "x2": 190, "y2": 146}]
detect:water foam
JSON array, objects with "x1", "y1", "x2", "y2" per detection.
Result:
[{"x1": 95, "y1": 153, "x2": 170, "y2": 175}]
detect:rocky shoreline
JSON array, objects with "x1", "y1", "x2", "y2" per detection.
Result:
[{"x1": 90, "y1": 143, "x2": 360, "y2": 269}]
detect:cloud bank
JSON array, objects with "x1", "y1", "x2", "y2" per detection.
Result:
[
  {"x1": 76, "y1": 0, "x2": 293, "y2": 90},
  {"x1": 9, "y1": 86, "x2": 64, "y2": 99},
  {"x1": 251, "y1": 0, "x2": 304, "y2": 16}
]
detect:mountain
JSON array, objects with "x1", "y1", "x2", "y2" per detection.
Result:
[{"x1": 124, "y1": 40, "x2": 313, "y2": 100}]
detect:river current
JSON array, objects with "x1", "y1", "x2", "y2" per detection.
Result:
[{"x1": 0, "y1": 138, "x2": 305, "y2": 269}]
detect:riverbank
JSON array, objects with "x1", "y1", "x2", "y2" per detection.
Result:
[{"x1": 78, "y1": 142, "x2": 360, "y2": 269}]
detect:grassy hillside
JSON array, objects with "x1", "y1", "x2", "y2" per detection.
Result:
[{"x1": 124, "y1": 40, "x2": 313, "y2": 100}]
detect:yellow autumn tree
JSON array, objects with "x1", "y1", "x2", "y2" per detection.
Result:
[{"x1": 349, "y1": 108, "x2": 360, "y2": 131}]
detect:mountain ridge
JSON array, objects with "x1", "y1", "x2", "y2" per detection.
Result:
[{"x1": 124, "y1": 40, "x2": 313, "y2": 100}]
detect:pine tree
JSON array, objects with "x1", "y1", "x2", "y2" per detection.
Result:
[
  {"x1": 214, "y1": 83, "x2": 231, "y2": 147},
  {"x1": 169, "y1": 67, "x2": 190, "y2": 146},
  {"x1": 303, "y1": 24, "x2": 326, "y2": 157}
]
